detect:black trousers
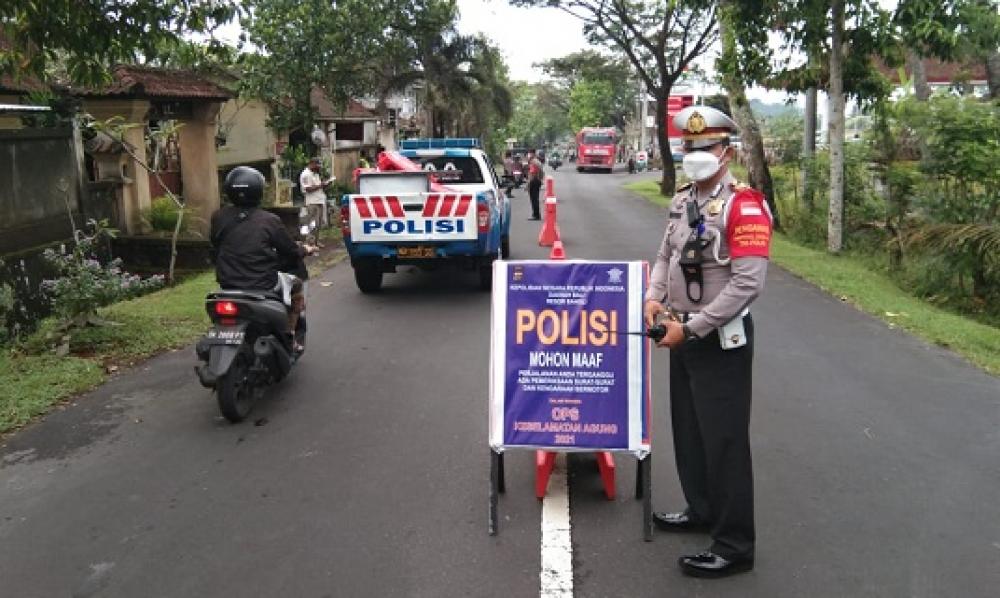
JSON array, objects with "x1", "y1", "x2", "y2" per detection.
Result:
[
  {"x1": 669, "y1": 315, "x2": 755, "y2": 558},
  {"x1": 528, "y1": 179, "x2": 542, "y2": 218}
]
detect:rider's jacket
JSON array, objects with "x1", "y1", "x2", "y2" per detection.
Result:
[{"x1": 210, "y1": 205, "x2": 305, "y2": 291}]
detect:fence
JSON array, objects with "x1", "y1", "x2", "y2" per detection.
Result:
[{"x1": 0, "y1": 127, "x2": 84, "y2": 254}]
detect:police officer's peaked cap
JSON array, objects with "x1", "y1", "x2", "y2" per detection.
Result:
[{"x1": 673, "y1": 106, "x2": 739, "y2": 150}]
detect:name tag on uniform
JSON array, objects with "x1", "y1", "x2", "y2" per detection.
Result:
[{"x1": 669, "y1": 211, "x2": 682, "y2": 219}]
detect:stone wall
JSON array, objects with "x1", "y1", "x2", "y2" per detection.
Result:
[{"x1": 0, "y1": 127, "x2": 82, "y2": 254}]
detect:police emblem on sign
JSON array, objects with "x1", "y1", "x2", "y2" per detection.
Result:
[{"x1": 607, "y1": 267, "x2": 623, "y2": 284}]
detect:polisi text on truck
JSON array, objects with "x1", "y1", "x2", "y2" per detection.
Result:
[{"x1": 361, "y1": 219, "x2": 466, "y2": 235}]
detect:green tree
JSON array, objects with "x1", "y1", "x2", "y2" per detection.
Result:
[
  {"x1": 513, "y1": 0, "x2": 718, "y2": 195},
  {"x1": 501, "y1": 82, "x2": 571, "y2": 149},
  {"x1": 539, "y1": 50, "x2": 635, "y2": 128},
  {"x1": 368, "y1": 2, "x2": 512, "y2": 141},
  {"x1": 424, "y1": 35, "x2": 513, "y2": 139},
  {"x1": 449, "y1": 37, "x2": 514, "y2": 148},
  {"x1": 895, "y1": 94, "x2": 1000, "y2": 300},
  {"x1": 717, "y1": 0, "x2": 777, "y2": 225},
  {"x1": 892, "y1": 0, "x2": 1000, "y2": 99},
  {"x1": 725, "y1": 0, "x2": 897, "y2": 252},
  {"x1": 240, "y1": 0, "x2": 391, "y2": 133},
  {"x1": 568, "y1": 79, "x2": 616, "y2": 131},
  {"x1": 0, "y1": 1, "x2": 237, "y2": 85}
]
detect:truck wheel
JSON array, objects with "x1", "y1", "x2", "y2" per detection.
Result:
[
  {"x1": 501, "y1": 235, "x2": 510, "y2": 259},
  {"x1": 354, "y1": 260, "x2": 383, "y2": 293},
  {"x1": 576, "y1": 166, "x2": 583, "y2": 172}
]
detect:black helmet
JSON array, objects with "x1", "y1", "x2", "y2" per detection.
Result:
[{"x1": 224, "y1": 166, "x2": 265, "y2": 207}]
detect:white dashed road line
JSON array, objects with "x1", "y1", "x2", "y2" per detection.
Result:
[{"x1": 540, "y1": 453, "x2": 573, "y2": 597}]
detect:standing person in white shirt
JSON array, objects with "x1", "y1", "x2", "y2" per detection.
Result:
[{"x1": 299, "y1": 157, "x2": 333, "y2": 237}]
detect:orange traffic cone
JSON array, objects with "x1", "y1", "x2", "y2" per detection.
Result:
[
  {"x1": 549, "y1": 240, "x2": 566, "y2": 260},
  {"x1": 538, "y1": 179, "x2": 559, "y2": 247}
]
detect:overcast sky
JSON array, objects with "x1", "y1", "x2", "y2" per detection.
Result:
[{"x1": 456, "y1": 0, "x2": 794, "y2": 103}]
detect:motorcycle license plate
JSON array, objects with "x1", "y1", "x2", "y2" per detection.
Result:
[
  {"x1": 398, "y1": 246, "x2": 435, "y2": 259},
  {"x1": 205, "y1": 328, "x2": 245, "y2": 345}
]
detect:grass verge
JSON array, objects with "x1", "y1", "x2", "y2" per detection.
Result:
[
  {"x1": 624, "y1": 178, "x2": 671, "y2": 207},
  {"x1": 624, "y1": 180, "x2": 1000, "y2": 376},
  {"x1": 2, "y1": 231, "x2": 348, "y2": 435},
  {"x1": 2, "y1": 272, "x2": 217, "y2": 435}
]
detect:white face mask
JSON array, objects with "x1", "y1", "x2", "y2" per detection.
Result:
[{"x1": 682, "y1": 150, "x2": 724, "y2": 182}]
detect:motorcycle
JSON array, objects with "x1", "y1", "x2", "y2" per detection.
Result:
[{"x1": 194, "y1": 220, "x2": 315, "y2": 422}]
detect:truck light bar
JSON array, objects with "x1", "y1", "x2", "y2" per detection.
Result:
[{"x1": 399, "y1": 138, "x2": 481, "y2": 150}]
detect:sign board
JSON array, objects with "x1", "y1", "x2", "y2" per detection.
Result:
[{"x1": 489, "y1": 261, "x2": 650, "y2": 456}]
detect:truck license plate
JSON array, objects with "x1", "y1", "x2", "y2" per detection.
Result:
[{"x1": 398, "y1": 246, "x2": 435, "y2": 258}]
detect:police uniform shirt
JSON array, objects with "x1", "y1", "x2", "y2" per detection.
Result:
[{"x1": 646, "y1": 171, "x2": 773, "y2": 338}]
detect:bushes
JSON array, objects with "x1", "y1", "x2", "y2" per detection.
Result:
[
  {"x1": 770, "y1": 94, "x2": 1000, "y2": 323},
  {"x1": 144, "y1": 196, "x2": 191, "y2": 233},
  {"x1": 39, "y1": 220, "x2": 165, "y2": 326},
  {"x1": 0, "y1": 281, "x2": 13, "y2": 345}
]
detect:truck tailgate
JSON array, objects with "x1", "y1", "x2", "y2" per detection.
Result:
[{"x1": 348, "y1": 192, "x2": 478, "y2": 243}]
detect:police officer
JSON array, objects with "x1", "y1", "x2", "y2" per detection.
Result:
[{"x1": 644, "y1": 106, "x2": 773, "y2": 578}]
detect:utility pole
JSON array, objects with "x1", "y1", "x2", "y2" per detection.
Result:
[{"x1": 638, "y1": 80, "x2": 647, "y2": 152}]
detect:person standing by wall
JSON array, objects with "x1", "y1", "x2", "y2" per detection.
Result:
[{"x1": 299, "y1": 157, "x2": 333, "y2": 238}]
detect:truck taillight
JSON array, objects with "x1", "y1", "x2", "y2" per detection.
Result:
[
  {"x1": 215, "y1": 301, "x2": 238, "y2": 316},
  {"x1": 340, "y1": 203, "x2": 350, "y2": 237},
  {"x1": 477, "y1": 202, "x2": 490, "y2": 233}
]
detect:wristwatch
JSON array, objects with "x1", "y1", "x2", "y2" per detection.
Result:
[{"x1": 681, "y1": 323, "x2": 698, "y2": 341}]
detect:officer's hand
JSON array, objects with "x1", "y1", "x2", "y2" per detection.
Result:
[
  {"x1": 644, "y1": 300, "x2": 665, "y2": 328},
  {"x1": 303, "y1": 243, "x2": 318, "y2": 255},
  {"x1": 659, "y1": 320, "x2": 686, "y2": 349}
]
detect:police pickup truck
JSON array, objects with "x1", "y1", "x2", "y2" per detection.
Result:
[{"x1": 341, "y1": 138, "x2": 511, "y2": 292}]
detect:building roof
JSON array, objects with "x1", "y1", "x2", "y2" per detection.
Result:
[
  {"x1": 0, "y1": 74, "x2": 49, "y2": 94},
  {"x1": 311, "y1": 87, "x2": 378, "y2": 121},
  {"x1": 70, "y1": 65, "x2": 231, "y2": 100},
  {"x1": 876, "y1": 57, "x2": 987, "y2": 85}
]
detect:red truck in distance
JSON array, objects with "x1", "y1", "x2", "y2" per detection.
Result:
[{"x1": 575, "y1": 127, "x2": 617, "y2": 173}]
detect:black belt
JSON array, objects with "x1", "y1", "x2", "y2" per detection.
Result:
[{"x1": 674, "y1": 308, "x2": 749, "y2": 323}]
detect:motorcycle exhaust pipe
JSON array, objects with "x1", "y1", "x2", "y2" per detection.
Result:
[
  {"x1": 195, "y1": 364, "x2": 217, "y2": 388},
  {"x1": 254, "y1": 336, "x2": 292, "y2": 378}
]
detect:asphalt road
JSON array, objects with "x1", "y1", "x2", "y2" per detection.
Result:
[{"x1": 2, "y1": 164, "x2": 998, "y2": 598}]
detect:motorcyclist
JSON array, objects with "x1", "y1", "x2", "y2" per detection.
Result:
[
  {"x1": 502, "y1": 150, "x2": 516, "y2": 197},
  {"x1": 210, "y1": 166, "x2": 317, "y2": 346}
]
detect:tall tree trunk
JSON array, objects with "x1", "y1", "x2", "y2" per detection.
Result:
[
  {"x1": 906, "y1": 51, "x2": 932, "y2": 101},
  {"x1": 906, "y1": 51, "x2": 934, "y2": 163},
  {"x1": 655, "y1": 88, "x2": 676, "y2": 196},
  {"x1": 802, "y1": 86, "x2": 817, "y2": 209},
  {"x1": 828, "y1": 0, "x2": 846, "y2": 254},
  {"x1": 986, "y1": 52, "x2": 1000, "y2": 99},
  {"x1": 718, "y1": 1, "x2": 778, "y2": 228}
]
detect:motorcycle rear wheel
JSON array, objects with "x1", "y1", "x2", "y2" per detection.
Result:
[{"x1": 216, "y1": 351, "x2": 255, "y2": 423}]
